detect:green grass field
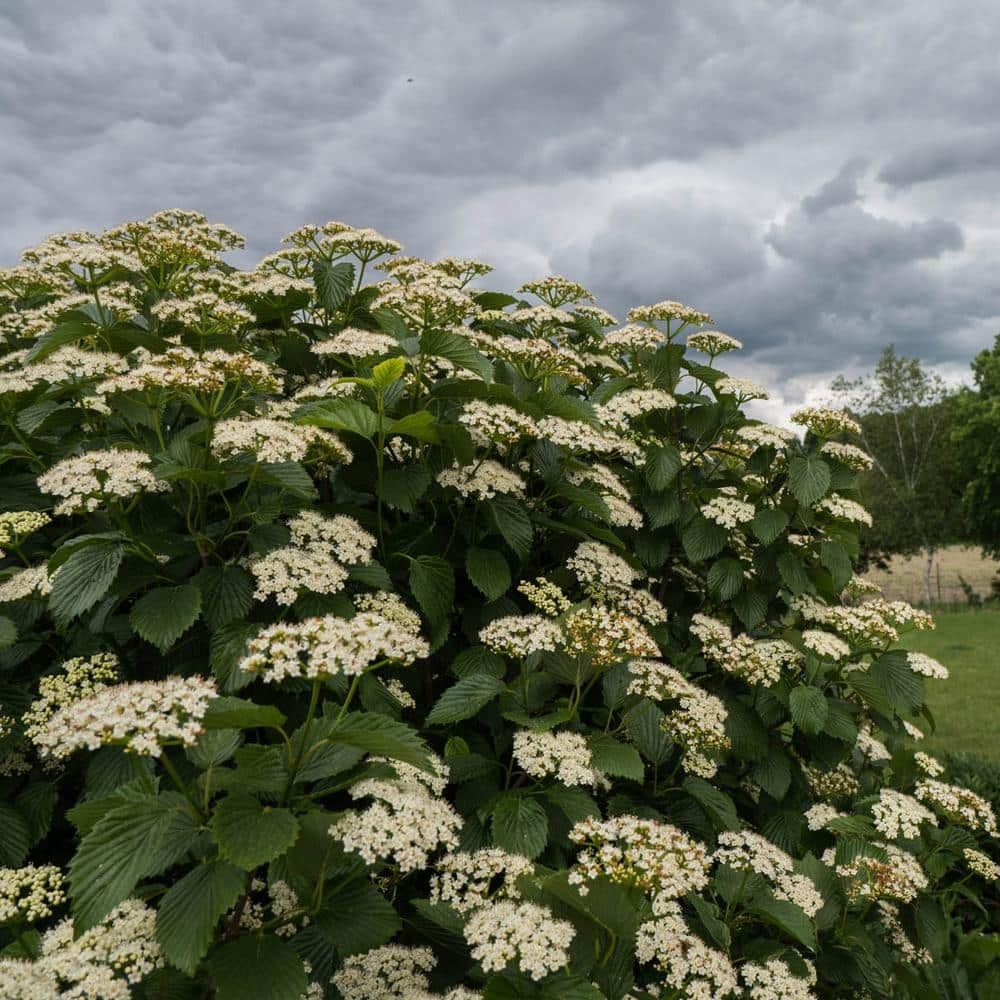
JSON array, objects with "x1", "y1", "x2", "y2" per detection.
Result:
[{"x1": 900, "y1": 609, "x2": 1000, "y2": 759}]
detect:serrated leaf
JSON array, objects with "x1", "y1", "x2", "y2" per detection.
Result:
[
  {"x1": 421, "y1": 327, "x2": 493, "y2": 381},
  {"x1": 707, "y1": 557, "x2": 744, "y2": 600},
  {"x1": 386, "y1": 409, "x2": 441, "y2": 443},
  {"x1": 156, "y1": 861, "x2": 245, "y2": 975},
  {"x1": 314, "y1": 879, "x2": 401, "y2": 956},
  {"x1": 753, "y1": 746, "x2": 792, "y2": 800},
  {"x1": 451, "y1": 644, "x2": 506, "y2": 679},
  {"x1": 408, "y1": 555, "x2": 454, "y2": 625},
  {"x1": 732, "y1": 588, "x2": 768, "y2": 629},
  {"x1": 752, "y1": 507, "x2": 789, "y2": 545},
  {"x1": 588, "y1": 735, "x2": 645, "y2": 781},
  {"x1": 371, "y1": 356, "x2": 406, "y2": 388},
  {"x1": 313, "y1": 260, "x2": 355, "y2": 312},
  {"x1": 130, "y1": 584, "x2": 202, "y2": 652},
  {"x1": 0, "y1": 616, "x2": 17, "y2": 650},
  {"x1": 819, "y1": 540, "x2": 853, "y2": 590},
  {"x1": 788, "y1": 456, "x2": 831, "y2": 506},
  {"x1": 211, "y1": 794, "x2": 299, "y2": 871},
  {"x1": 624, "y1": 700, "x2": 672, "y2": 765},
  {"x1": 789, "y1": 685, "x2": 829, "y2": 735},
  {"x1": 683, "y1": 776, "x2": 740, "y2": 830},
  {"x1": 777, "y1": 552, "x2": 812, "y2": 595},
  {"x1": 0, "y1": 803, "x2": 30, "y2": 867},
  {"x1": 681, "y1": 516, "x2": 728, "y2": 562},
  {"x1": 871, "y1": 650, "x2": 924, "y2": 714},
  {"x1": 491, "y1": 794, "x2": 548, "y2": 858},
  {"x1": 193, "y1": 566, "x2": 253, "y2": 630},
  {"x1": 466, "y1": 546, "x2": 511, "y2": 601},
  {"x1": 296, "y1": 398, "x2": 379, "y2": 438},
  {"x1": 544, "y1": 785, "x2": 600, "y2": 824},
  {"x1": 255, "y1": 461, "x2": 317, "y2": 500},
  {"x1": 645, "y1": 443, "x2": 682, "y2": 490},
  {"x1": 426, "y1": 674, "x2": 507, "y2": 725},
  {"x1": 209, "y1": 934, "x2": 308, "y2": 1000},
  {"x1": 327, "y1": 712, "x2": 433, "y2": 771},
  {"x1": 48, "y1": 542, "x2": 123, "y2": 624},
  {"x1": 487, "y1": 495, "x2": 533, "y2": 559},
  {"x1": 749, "y1": 894, "x2": 817, "y2": 950},
  {"x1": 69, "y1": 797, "x2": 175, "y2": 931},
  {"x1": 202, "y1": 696, "x2": 287, "y2": 730}
]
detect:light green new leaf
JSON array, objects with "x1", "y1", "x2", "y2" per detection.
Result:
[
  {"x1": 156, "y1": 861, "x2": 245, "y2": 975},
  {"x1": 211, "y1": 794, "x2": 300, "y2": 871},
  {"x1": 296, "y1": 398, "x2": 379, "y2": 438},
  {"x1": 130, "y1": 584, "x2": 202, "y2": 652},
  {"x1": 372, "y1": 356, "x2": 406, "y2": 388},
  {"x1": 465, "y1": 546, "x2": 511, "y2": 601},
  {"x1": 387, "y1": 410, "x2": 441, "y2": 443}
]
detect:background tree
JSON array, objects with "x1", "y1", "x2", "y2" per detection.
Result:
[
  {"x1": 953, "y1": 333, "x2": 1000, "y2": 559},
  {"x1": 830, "y1": 345, "x2": 965, "y2": 603}
]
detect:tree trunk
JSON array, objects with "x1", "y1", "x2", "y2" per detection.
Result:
[{"x1": 924, "y1": 548, "x2": 935, "y2": 606}]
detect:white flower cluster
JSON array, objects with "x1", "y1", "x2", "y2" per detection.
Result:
[
  {"x1": 603, "y1": 323, "x2": 666, "y2": 353},
  {"x1": 564, "y1": 605, "x2": 660, "y2": 666},
  {"x1": 436, "y1": 459, "x2": 526, "y2": 500},
  {"x1": 99, "y1": 346, "x2": 278, "y2": 395},
  {"x1": 512, "y1": 729, "x2": 598, "y2": 786},
  {"x1": 700, "y1": 495, "x2": 755, "y2": 529},
  {"x1": 907, "y1": 651, "x2": 949, "y2": 679},
  {"x1": 714, "y1": 831, "x2": 824, "y2": 918},
  {"x1": 715, "y1": 376, "x2": 769, "y2": 400},
  {"x1": 241, "y1": 606, "x2": 428, "y2": 683},
  {"x1": 0, "y1": 346, "x2": 128, "y2": 395},
  {"x1": 805, "y1": 803, "x2": 844, "y2": 830},
  {"x1": 330, "y1": 758, "x2": 462, "y2": 872},
  {"x1": 877, "y1": 900, "x2": 932, "y2": 965},
  {"x1": 636, "y1": 898, "x2": 739, "y2": 998},
  {"x1": 479, "y1": 613, "x2": 563, "y2": 658},
  {"x1": 312, "y1": 327, "x2": 399, "y2": 358},
  {"x1": 594, "y1": 387, "x2": 676, "y2": 430},
  {"x1": 429, "y1": 848, "x2": 533, "y2": 912},
  {"x1": 628, "y1": 300, "x2": 712, "y2": 326},
  {"x1": 792, "y1": 594, "x2": 934, "y2": 646},
  {"x1": 332, "y1": 944, "x2": 437, "y2": 1000},
  {"x1": 463, "y1": 899, "x2": 574, "y2": 981},
  {"x1": 211, "y1": 417, "x2": 352, "y2": 464},
  {"x1": 0, "y1": 564, "x2": 53, "y2": 602},
  {"x1": 964, "y1": 848, "x2": 1000, "y2": 879},
  {"x1": 689, "y1": 615, "x2": 800, "y2": 686},
  {"x1": 790, "y1": 406, "x2": 862, "y2": 438},
  {"x1": 0, "y1": 511, "x2": 50, "y2": 552},
  {"x1": 816, "y1": 494, "x2": 872, "y2": 526},
  {"x1": 803, "y1": 762, "x2": 860, "y2": 801},
  {"x1": 915, "y1": 779, "x2": 998, "y2": 835},
  {"x1": 801, "y1": 629, "x2": 851, "y2": 661},
  {"x1": 22, "y1": 652, "x2": 120, "y2": 746},
  {"x1": 518, "y1": 275, "x2": 594, "y2": 306},
  {"x1": 246, "y1": 512, "x2": 375, "y2": 604},
  {"x1": 566, "y1": 463, "x2": 644, "y2": 529},
  {"x1": 914, "y1": 751, "x2": 944, "y2": 776},
  {"x1": 536, "y1": 416, "x2": 641, "y2": 458},
  {"x1": 37, "y1": 449, "x2": 169, "y2": 515},
  {"x1": 31, "y1": 675, "x2": 217, "y2": 759},
  {"x1": 517, "y1": 577, "x2": 571, "y2": 616},
  {"x1": 458, "y1": 400, "x2": 537, "y2": 446},
  {"x1": 0, "y1": 865, "x2": 65, "y2": 924},
  {"x1": 820, "y1": 441, "x2": 874, "y2": 470},
  {"x1": 0, "y1": 898, "x2": 164, "y2": 999},
  {"x1": 687, "y1": 330, "x2": 742, "y2": 354},
  {"x1": 833, "y1": 843, "x2": 928, "y2": 903},
  {"x1": 568, "y1": 814, "x2": 712, "y2": 899},
  {"x1": 736, "y1": 423, "x2": 795, "y2": 450},
  {"x1": 567, "y1": 541, "x2": 643, "y2": 595},
  {"x1": 871, "y1": 789, "x2": 938, "y2": 840},
  {"x1": 741, "y1": 957, "x2": 817, "y2": 1000}
]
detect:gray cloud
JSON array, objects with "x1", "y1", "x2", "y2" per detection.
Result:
[{"x1": 2, "y1": 0, "x2": 1000, "y2": 410}]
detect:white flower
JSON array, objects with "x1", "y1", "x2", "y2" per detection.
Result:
[
  {"x1": 915, "y1": 779, "x2": 998, "y2": 835},
  {"x1": 687, "y1": 330, "x2": 742, "y2": 354},
  {"x1": 312, "y1": 327, "x2": 399, "y2": 358},
  {"x1": 566, "y1": 540, "x2": 643, "y2": 594},
  {"x1": 715, "y1": 376, "x2": 769, "y2": 400},
  {"x1": 0, "y1": 564, "x2": 53, "y2": 602},
  {"x1": 628, "y1": 300, "x2": 712, "y2": 326},
  {"x1": 211, "y1": 417, "x2": 351, "y2": 464},
  {"x1": 429, "y1": 848, "x2": 533, "y2": 912},
  {"x1": 790, "y1": 406, "x2": 862, "y2": 438},
  {"x1": 0, "y1": 865, "x2": 66, "y2": 924},
  {"x1": 332, "y1": 945, "x2": 436, "y2": 1000},
  {"x1": 801, "y1": 629, "x2": 851, "y2": 661},
  {"x1": 463, "y1": 900, "x2": 574, "y2": 981},
  {"x1": 22, "y1": 653, "x2": 120, "y2": 745},
  {"x1": 512, "y1": 730, "x2": 597, "y2": 786},
  {"x1": 805, "y1": 803, "x2": 844, "y2": 830},
  {"x1": 37, "y1": 449, "x2": 169, "y2": 515},
  {"x1": 907, "y1": 651, "x2": 949, "y2": 679},
  {"x1": 436, "y1": 460, "x2": 526, "y2": 500},
  {"x1": 741, "y1": 957, "x2": 817, "y2": 1000},
  {"x1": 700, "y1": 495, "x2": 755, "y2": 529},
  {"x1": 821, "y1": 441, "x2": 874, "y2": 470},
  {"x1": 479, "y1": 614, "x2": 563, "y2": 658},
  {"x1": 964, "y1": 848, "x2": 1000, "y2": 880},
  {"x1": 594, "y1": 387, "x2": 676, "y2": 429},
  {"x1": 31, "y1": 676, "x2": 217, "y2": 759},
  {"x1": 871, "y1": 789, "x2": 938, "y2": 840},
  {"x1": 816, "y1": 494, "x2": 872, "y2": 526}
]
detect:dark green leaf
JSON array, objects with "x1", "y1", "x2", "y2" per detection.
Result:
[
  {"x1": 789, "y1": 685, "x2": 829, "y2": 735},
  {"x1": 752, "y1": 507, "x2": 789, "y2": 545},
  {"x1": 296, "y1": 398, "x2": 379, "y2": 438},
  {"x1": 681, "y1": 516, "x2": 728, "y2": 562},
  {"x1": 492, "y1": 794, "x2": 548, "y2": 858},
  {"x1": 313, "y1": 260, "x2": 355, "y2": 311},
  {"x1": 130, "y1": 584, "x2": 202, "y2": 652},
  {"x1": 202, "y1": 696, "x2": 287, "y2": 730},
  {"x1": 209, "y1": 934, "x2": 308, "y2": 1000},
  {"x1": 211, "y1": 794, "x2": 300, "y2": 871},
  {"x1": 707, "y1": 558, "x2": 744, "y2": 600},
  {"x1": 408, "y1": 555, "x2": 454, "y2": 625},
  {"x1": 48, "y1": 542, "x2": 123, "y2": 624},
  {"x1": 427, "y1": 674, "x2": 508, "y2": 725},
  {"x1": 466, "y1": 547, "x2": 511, "y2": 601},
  {"x1": 588, "y1": 735, "x2": 645, "y2": 781},
  {"x1": 788, "y1": 456, "x2": 831, "y2": 506},
  {"x1": 193, "y1": 566, "x2": 253, "y2": 631}
]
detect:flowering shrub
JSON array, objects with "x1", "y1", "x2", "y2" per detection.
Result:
[{"x1": 0, "y1": 211, "x2": 996, "y2": 998}]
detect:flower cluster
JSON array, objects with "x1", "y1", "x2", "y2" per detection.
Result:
[
  {"x1": 436, "y1": 460, "x2": 526, "y2": 500},
  {"x1": 211, "y1": 416, "x2": 351, "y2": 464},
  {"x1": 915, "y1": 779, "x2": 998, "y2": 835},
  {"x1": 0, "y1": 865, "x2": 66, "y2": 925},
  {"x1": 463, "y1": 900, "x2": 575, "y2": 981},
  {"x1": 429, "y1": 848, "x2": 533, "y2": 912},
  {"x1": 512, "y1": 730, "x2": 598, "y2": 786},
  {"x1": 37, "y1": 449, "x2": 169, "y2": 515},
  {"x1": 871, "y1": 789, "x2": 938, "y2": 840}
]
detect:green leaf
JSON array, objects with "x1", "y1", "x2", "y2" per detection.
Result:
[
  {"x1": 0, "y1": 616, "x2": 17, "y2": 650},
  {"x1": 193, "y1": 566, "x2": 254, "y2": 630},
  {"x1": 209, "y1": 934, "x2": 308, "y2": 1000},
  {"x1": 69, "y1": 797, "x2": 175, "y2": 931},
  {"x1": 156, "y1": 861, "x2": 245, "y2": 975},
  {"x1": 492, "y1": 793, "x2": 548, "y2": 858},
  {"x1": 48, "y1": 542, "x2": 123, "y2": 624},
  {"x1": 681, "y1": 516, "x2": 728, "y2": 562},
  {"x1": 421, "y1": 327, "x2": 493, "y2": 381},
  {"x1": 451, "y1": 644, "x2": 506, "y2": 679},
  {"x1": 732, "y1": 588, "x2": 768, "y2": 629},
  {"x1": 752, "y1": 507, "x2": 789, "y2": 545},
  {"x1": 256, "y1": 462, "x2": 318, "y2": 500},
  {"x1": 314, "y1": 879, "x2": 401, "y2": 956},
  {"x1": 685, "y1": 892, "x2": 731, "y2": 950},
  {"x1": 789, "y1": 685, "x2": 829, "y2": 735},
  {"x1": 0, "y1": 803, "x2": 30, "y2": 867},
  {"x1": 427, "y1": 674, "x2": 508, "y2": 725},
  {"x1": 777, "y1": 552, "x2": 812, "y2": 595},
  {"x1": 386, "y1": 410, "x2": 441, "y2": 443},
  {"x1": 408, "y1": 555, "x2": 454, "y2": 626},
  {"x1": 819, "y1": 540, "x2": 853, "y2": 590},
  {"x1": 371, "y1": 356, "x2": 406, "y2": 388},
  {"x1": 683, "y1": 776, "x2": 740, "y2": 831},
  {"x1": 26, "y1": 319, "x2": 96, "y2": 362},
  {"x1": 707, "y1": 558, "x2": 744, "y2": 600},
  {"x1": 296, "y1": 398, "x2": 379, "y2": 438},
  {"x1": 327, "y1": 712, "x2": 433, "y2": 771},
  {"x1": 644, "y1": 443, "x2": 682, "y2": 490},
  {"x1": 211, "y1": 794, "x2": 300, "y2": 871},
  {"x1": 749, "y1": 894, "x2": 817, "y2": 950},
  {"x1": 624, "y1": 700, "x2": 672, "y2": 766},
  {"x1": 588, "y1": 735, "x2": 645, "y2": 781},
  {"x1": 544, "y1": 785, "x2": 600, "y2": 824},
  {"x1": 872, "y1": 651, "x2": 925, "y2": 714},
  {"x1": 313, "y1": 260, "x2": 355, "y2": 312},
  {"x1": 202, "y1": 696, "x2": 287, "y2": 730},
  {"x1": 466, "y1": 546, "x2": 511, "y2": 601},
  {"x1": 130, "y1": 584, "x2": 202, "y2": 652},
  {"x1": 487, "y1": 495, "x2": 533, "y2": 559},
  {"x1": 788, "y1": 456, "x2": 831, "y2": 506}
]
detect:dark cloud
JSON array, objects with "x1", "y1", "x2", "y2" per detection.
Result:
[{"x1": 2, "y1": 0, "x2": 1000, "y2": 411}]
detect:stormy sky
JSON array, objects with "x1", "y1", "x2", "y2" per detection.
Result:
[{"x1": 3, "y1": 0, "x2": 999, "y2": 419}]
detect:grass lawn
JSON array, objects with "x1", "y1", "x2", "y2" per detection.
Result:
[{"x1": 899, "y1": 609, "x2": 1000, "y2": 759}]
